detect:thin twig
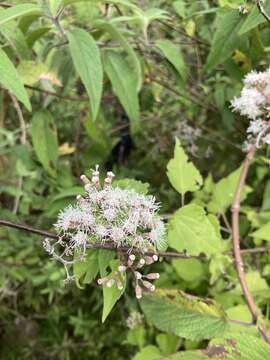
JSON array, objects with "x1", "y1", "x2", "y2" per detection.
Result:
[
  {"x1": 256, "y1": 0, "x2": 270, "y2": 23},
  {"x1": 0, "y1": 219, "x2": 269, "y2": 258},
  {"x1": 9, "y1": 93, "x2": 26, "y2": 214},
  {"x1": 231, "y1": 143, "x2": 270, "y2": 344}
]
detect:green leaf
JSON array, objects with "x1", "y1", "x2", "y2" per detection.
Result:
[
  {"x1": 205, "y1": 9, "x2": 246, "y2": 71},
  {"x1": 103, "y1": 50, "x2": 140, "y2": 133},
  {"x1": 0, "y1": 47, "x2": 31, "y2": 110},
  {"x1": 67, "y1": 27, "x2": 103, "y2": 120},
  {"x1": 140, "y1": 289, "x2": 228, "y2": 341},
  {"x1": 233, "y1": 271, "x2": 270, "y2": 298},
  {"x1": 0, "y1": 3, "x2": 42, "y2": 26},
  {"x1": 156, "y1": 333, "x2": 179, "y2": 356},
  {"x1": 252, "y1": 222, "x2": 270, "y2": 242},
  {"x1": 133, "y1": 345, "x2": 161, "y2": 360},
  {"x1": 98, "y1": 249, "x2": 116, "y2": 277},
  {"x1": 167, "y1": 138, "x2": 203, "y2": 196},
  {"x1": 31, "y1": 110, "x2": 58, "y2": 176},
  {"x1": 168, "y1": 204, "x2": 222, "y2": 256},
  {"x1": 207, "y1": 167, "x2": 252, "y2": 214},
  {"x1": 173, "y1": 1, "x2": 186, "y2": 19},
  {"x1": 262, "y1": 180, "x2": 270, "y2": 210},
  {"x1": 166, "y1": 334, "x2": 270, "y2": 359},
  {"x1": 102, "y1": 259, "x2": 126, "y2": 322},
  {"x1": 1, "y1": 21, "x2": 31, "y2": 60},
  {"x1": 17, "y1": 61, "x2": 48, "y2": 85},
  {"x1": 172, "y1": 258, "x2": 205, "y2": 283},
  {"x1": 113, "y1": 178, "x2": 149, "y2": 194},
  {"x1": 239, "y1": 2, "x2": 270, "y2": 35},
  {"x1": 94, "y1": 20, "x2": 142, "y2": 91},
  {"x1": 73, "y1": 249, "x2": 99, "y2": 286},
  {"x1": 49, "y1": 0, "x2": 63, "y2": 17},
  {"x1": 156, "y1": 39, "x2": 187, "y2": 82}
]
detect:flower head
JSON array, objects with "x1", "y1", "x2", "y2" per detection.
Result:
[
  {"x1": 230, "y1": 67, "x2": 270, "y2": 147},
  {"x1": 43, "y1": 167, "x2": 165, "y2": 282}
]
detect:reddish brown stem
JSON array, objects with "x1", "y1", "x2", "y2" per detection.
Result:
[{"x1": 231, "y1": 144, "x2": 270, "y2": 344}]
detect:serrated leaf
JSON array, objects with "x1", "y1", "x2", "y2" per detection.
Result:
[
  {"x1": 156, "y1": 39, "x2": 187, "y2": 82},
  {"x1": 167, "y1": 138, "x2": 202, "y2": 196},
  {"x1": 31, "y1": 110, "x2": 58, "y2": 176},
  {"x1": 103, "y1": 50, "x2": 140, "y2": 133},
  {"x1": 67, "y1": 28, "x2": 103, "y2": 120},
  {"x1": 207, "y1": 167, "x2": 252, "y2": 214},
  {"x1": 0, "y1": 47, "x2": 31, "y2": 110},
  {"x1": 140, "y1": 289, "x2": 228, "y2": 341},
  {"x1": 166, "y1": 334, "x2": 270, "y2": 359},
  {"x1": 168, "y1": 204, "x2": 222, "y2": 256},
  {"x1": 205, "y1": 9, "x2": 246, "y2": 71},
  {"x1": 0, "y1": 3, "x2": 42, "y2": 26},
  {"x1": 252, "y1": 222, "x2": 270, "y2": 242},
  {"x1": 113, "y1": 178, "x2": 149, "y2": 194},
  {"x1": 239, "y1": 2, "x2": 270, "y2": 35}
]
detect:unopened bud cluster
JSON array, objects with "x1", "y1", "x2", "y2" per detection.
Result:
[
  {"x1": 98, "y1": 252, "x2": 160, "y2": 299},
  {"x1": 230, "y1": 68, "x2": 270, "y2": 147},
  {"x1": 43, "y1": 166, "x2": 165, "y2": 283}
]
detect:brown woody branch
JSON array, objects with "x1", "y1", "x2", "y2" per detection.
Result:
[
  {"x1": 0, "y1": 219, "x2": 268, "y2": 258},
  {"x1": 231, "y1": 144, "x2": 270, "y2": 344}
]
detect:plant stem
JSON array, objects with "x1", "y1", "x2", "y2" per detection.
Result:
[{"x1": 231, "y1": 144, "x2": 270, "y2": 344}]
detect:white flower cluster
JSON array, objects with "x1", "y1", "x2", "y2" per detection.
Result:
[
  {"x1": 230, "y1": 68, "x2": 270, "y2": 147},
  {"x1": 174, "y1": 120, "x2": 203, "y2": 156},
  {"x1": 43, "y1": 166, "x2": 165, "y2": 282}
]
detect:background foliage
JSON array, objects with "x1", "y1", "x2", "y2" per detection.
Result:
[{"x1": 2, "y1": 0, "x2": 270, "y2": 359}]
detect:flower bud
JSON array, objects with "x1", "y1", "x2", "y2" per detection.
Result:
[
  {"x1": 97, "y1": 277, "x2": 107, "y2": 285},
  {"x1": 80, "y1": 174, "x2": 90, "y2": 184},
  {"x1": 152, "y1": 255, "x2": 158, "y2": 262},
  {"x1": 142, "y1": 280, "x2": 155, "y2": 292},
  {"x1": 128, "y1": 254, "x2": 136, "y2": 267},
  {"x1": 106, "y1": 279, "x2": 115, "y2": 287},
  {"x1": 135, "y1": 285, "x2": 142, "y2": 299},
  {"x1": 135, "y1": 271, "x2": 142, "y2": 280},
  {"x1": 145, "y1": 273, "x2": 160, "y2": 280},
  {"x1": 117, "y1": 280, "x2": 123, "y2": 290},
  {"x1": 118, "y1": 265, "x2": 127, "y2": 272}
]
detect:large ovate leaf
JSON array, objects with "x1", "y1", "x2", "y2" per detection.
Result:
[
  {"x1": 168, "y1": 204, "x2": 222, "y2": 256},
  {"x1": 103, "y1": 50, "x2": 140, "y2": 133},
  {"x1": 0, "y1": 47, "x2": 31, "y2": 110},
  {"x1": 167, "y1": 138, "x2": 202, "y2": 196},
  {"x1": 31, "y1": 110, "x2": 58, "y2": 176},
  {"x1": 67, "y1": 28, "x2": 103, "y2": 120},
  {"x1": 0, "y1": 3, "x2": 42, "y2": 26},
  {"x1": 205, "y1": 9, "x2": 246, "y2": 71},
  {"x1": 140, "y1": 289, "x2": 228, "y2": 341},
  {"x1": 166, "y1": 334, "x2": 270, "y2": 359},
  {"x1": 156, "y1": 39, "x2": 187, "y2": 82},
  {"x1": 207, "y1": 167, "x2": 252, "y2": 214}
]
